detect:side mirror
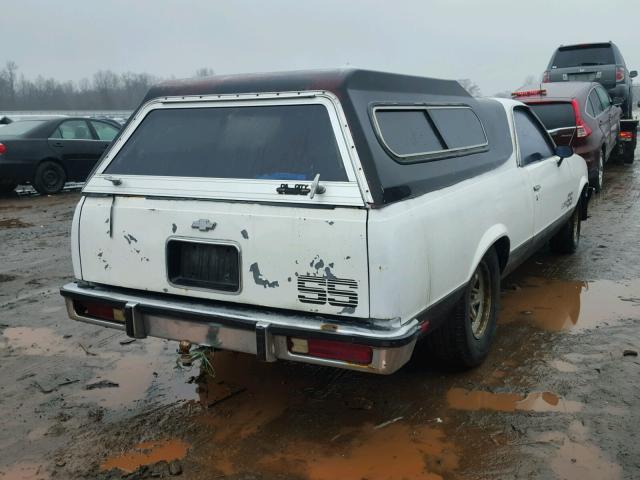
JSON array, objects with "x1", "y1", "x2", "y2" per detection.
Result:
[
  {"x1": 555, "y1": 145, "x2": 573, "y2": 159},
  {"x1": 630, "y1": 70, "x2": 638, "y2": 78}
]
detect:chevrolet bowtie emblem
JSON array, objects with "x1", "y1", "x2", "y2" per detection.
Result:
[{"x1": 191, "y1": 219, "x2": 217, "y2": 232}]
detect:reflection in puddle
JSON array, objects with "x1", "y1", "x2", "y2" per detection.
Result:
[
  {"x1": 79, "y1": 341, "x2": 195, "y2": 409},
  {"x1": 536, "y1": 422, "x2": 622, "y2": 480},
  {"x1": 101, "y1": 439, "x2": 189, "y2": 473},
  {"x1": 2, "y1": 327, "x2": 71, "y2": 356},
  {"x1": 447, "y1": 388, "x2": 583, "y2": 413},
  {"x1": 549, "y1": 359, "x2": 578, "y2": 373},
  {"x1": 500, "y1": 277, "x2": 640, "y2": 331}
]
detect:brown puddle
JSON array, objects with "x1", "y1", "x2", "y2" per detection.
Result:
[
  {"x1": 100, "y1": 439, "x2": 190, "y2": 473},
  {"x1": 258, "y1": 423, "x2": 459, "y2": 480},
  {"x1": 536, "y1": 422, "x2": 622, "y2": 480},
  {"x1": 2, "y1": 327, "x2": 72, "y2": 356},
  {"x1": 500, "y1": 277, "x2": 640, "y2": 331},
  {"x1": 447, "y1": 388, "x2": 583, "y2": 413},
  {"x1": 0, "y1": 462, "x2": 48, "y2": 480},
  {"x1": 78, "y1": 340, "x2": 195, "y2": 409}
]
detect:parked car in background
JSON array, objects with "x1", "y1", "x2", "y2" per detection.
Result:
[
  {"x1": 513, "y1": 82, "x2": 621, "y2": 192},
  {"x1": 61, "y1": 69, "x2": 589, "y2": 375},
  {"x1": 0, "y1": 117, "x2": 121, "y2": 194},
  {"x1": 542, "y1": 42, "x2": 637, "y2": 119}
]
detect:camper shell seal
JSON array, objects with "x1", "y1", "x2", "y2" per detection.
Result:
[{"x1": 138, "y1": 69, "x2": 513, "y2": 205}]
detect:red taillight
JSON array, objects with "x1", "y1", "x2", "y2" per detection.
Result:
[
  {"x1": 620, "y1": 131, "x2": 635, "y2": 141},
  {"x1": 74, "y1": 300, "x2": 125, "y2": 323},
  {"x1": 616, "y1": 67, "x2": 625, "y2": 82},
  {"x1": 512, "y1": 89, "x2": 547, "y2": 98},
  {"x1": 288, "y1": 337, "x2": 373, "y2": 365},
  {"x1": 571, "y1": 99, "x2": 592, "y2": 139},
  {"x1": 0, "y1": 143, "x2": 6, "y2": 155},
  {"x1": 542, "y1": 71, "x2": 550, "y2": 83}
]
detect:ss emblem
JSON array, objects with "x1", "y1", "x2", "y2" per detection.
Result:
[{"x1": 297, "y1": 275, "x2": 358, "y2": 308}]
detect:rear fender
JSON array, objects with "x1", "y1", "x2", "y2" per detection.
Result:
[{"x1": 466, "y1": 224, "x2": 509, "y2": 283}]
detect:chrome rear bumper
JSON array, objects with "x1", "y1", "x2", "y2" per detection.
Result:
[{"x1": 60, "y1": 282, "x2": 419, "y2": 374}]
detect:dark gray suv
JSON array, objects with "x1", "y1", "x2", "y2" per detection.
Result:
[{"x1": 543, "y1": 42, "x2": 637, "y2": 118}]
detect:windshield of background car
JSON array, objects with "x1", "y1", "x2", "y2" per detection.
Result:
[
  {"x1": 0, "y1": 120, "x2": 47, "y2": 136},
  {"x1": 528, "y1": 103, "x2": 576, "y2": 130},
  {"x1": 552, "y1": 46, "x2": 615, "y2": 68},
  {"x1": 104, "y1": 104, "x2": 348, "y2": 181}
]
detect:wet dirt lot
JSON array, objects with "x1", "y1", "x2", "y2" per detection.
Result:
[{"x1": 1, "y1": 156, "x2": 640, "y2": 480}]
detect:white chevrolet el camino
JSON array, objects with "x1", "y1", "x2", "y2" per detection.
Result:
[{"x1": 60, "y1": 69, "x2": 590, "y2": 374}]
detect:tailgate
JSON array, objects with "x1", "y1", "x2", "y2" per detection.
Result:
[{"x1": 79, "y1": 197, "x2": 369, "y2": 317}]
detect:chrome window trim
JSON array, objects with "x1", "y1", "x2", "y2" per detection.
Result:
[
  {"x1": 371, "y1": 105, "x2": 489, "y2": 163},
  {"x1": 165, "y1": 236, "x2": 243, "y2": 296},
  {"x1": 84, "y1": 90, "x2": 373, "y2": 206}
]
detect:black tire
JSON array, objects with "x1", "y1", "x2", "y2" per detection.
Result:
[
  {"x1": 550, "y1": 203, "x2": 581, "y2": 254},
  {"x1": 33, "y1": 160, "x2": 66, "y2": 194},
  {"x1": 590, "y1": 151, "x2": 604, "y2": 193},
  {"x1": 623, "y1": 142, "x2": 635, "y2": 164},
  {"x1": 424, "y1": 248, "x2": 500, "y2": 368}
]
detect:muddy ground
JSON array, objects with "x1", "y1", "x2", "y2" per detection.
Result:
[{"x1": 1, "y1": 155, "x2": 640, "y2": 480}]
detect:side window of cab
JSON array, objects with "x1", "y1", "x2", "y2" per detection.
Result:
[{"x1": 514, "y1": 108, "x2": 555, "y2": 166}]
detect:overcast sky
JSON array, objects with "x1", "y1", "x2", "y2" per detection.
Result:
[{"x1": 2, "y1": 0, "x2": 639, "y2": 96}]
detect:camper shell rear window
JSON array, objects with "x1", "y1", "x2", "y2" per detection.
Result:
[
  {"x1": 104, "y1": 104, "x2": 348, "y2": 182},
  {"x1": 372, "y1": 105, "x2": 488, "y2": 163}
]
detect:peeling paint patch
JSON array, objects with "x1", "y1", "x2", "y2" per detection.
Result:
[
  {"x1": 249, "y1": 263, "x2": 279, "y2": 288},
  {"x1": 326, "y1": 220, "x2": 335, "y2": 225},
  {"x1": 338, "y1": 306, "x2": 356, "y2": 314},
  {"x1": 345, "y1": 256, "x2": 351, "y2": 260},
  {"x1": 314, "y1": 259, "x2": 325, "y2": 270},
  {"x1": 241, "y1": 229, "x2": 249, "y2": 239},
  {"x1": 172, "y1": 223, "x2": 177, "y2": 234},
  {"x1": 288, "y1": 277, "x2": 292, "y2": 282},
  {"x1": 329, "y1": 262, "x2": 334, "y2": 268},
  {"x1": 123, "y1": 233, "x2": 138, "y2": 244},
  {"x1": 324, "y1": 267, "x2": 337, "y2": 280}
]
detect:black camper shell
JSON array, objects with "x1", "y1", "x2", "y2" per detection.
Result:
[{"x1": 139, "y1": 69, "x2": 513, "y2": 206}]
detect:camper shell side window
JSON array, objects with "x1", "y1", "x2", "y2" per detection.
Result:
[{"x1": 370, "y1": 105, "x2": 488, "y2": 164}]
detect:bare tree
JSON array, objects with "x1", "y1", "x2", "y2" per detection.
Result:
[{"x1": 195, "y1": 67, "x2": 215, "y2": 78}]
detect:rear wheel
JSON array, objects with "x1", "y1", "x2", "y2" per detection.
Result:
[
  {"x1": 550, "y1": 203, "x2": 581, "y2": 254},
  {"x1": 424, "y1": 249, "x2": 499, "y2": 368},
  {"x1": 591, "y1": 151, "x2": 604, "y2": 193},
  {"x1": 33, "y1": 161, "x2": 66, "y2": 194},
  {"x1": 623, "y1": 142, "x2": 635, "y2": 164}
]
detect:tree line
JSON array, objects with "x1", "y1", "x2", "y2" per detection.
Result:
[{"x1": 0, "y1": 62, "x2": 215, "y2": 111}]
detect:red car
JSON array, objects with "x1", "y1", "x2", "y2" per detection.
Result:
[{"x1": 513, "y1": 82, "x2": 621, "y2": 192}]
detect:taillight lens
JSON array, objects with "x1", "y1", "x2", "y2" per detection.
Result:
[
  {"x1": 288, "y1": 337, "x2": 373, "y2": 365},
  {"x1": 542, "y1": 71, "x2": 550, "y2": 83},
  {"x1": 616, "y1": 67, "x2": 625, "y2": 82},
  {"x1": 0, "y1": 143, "x2": 6, "y2": 155},
  {"x1": 571, "y1": 99, "x2": 592, "y2": 139},
  {"x1": 620, "y1": 131, "x2": 635, "y2": 141}
]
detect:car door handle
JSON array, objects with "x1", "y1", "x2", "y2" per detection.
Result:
[{"x1": 533, "y1": 185, "x2": 541, "y2": 192}]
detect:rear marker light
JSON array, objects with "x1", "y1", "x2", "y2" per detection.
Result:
[
  {"x1": 75, "y1": 300, "x2": 125, "y2": 323},
  {"x1": 0, "y1": 143, "x2": 5, "y2": 155},
  {"x1": 288, "y1": 337, "x2": 373, "y2": 365}
]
